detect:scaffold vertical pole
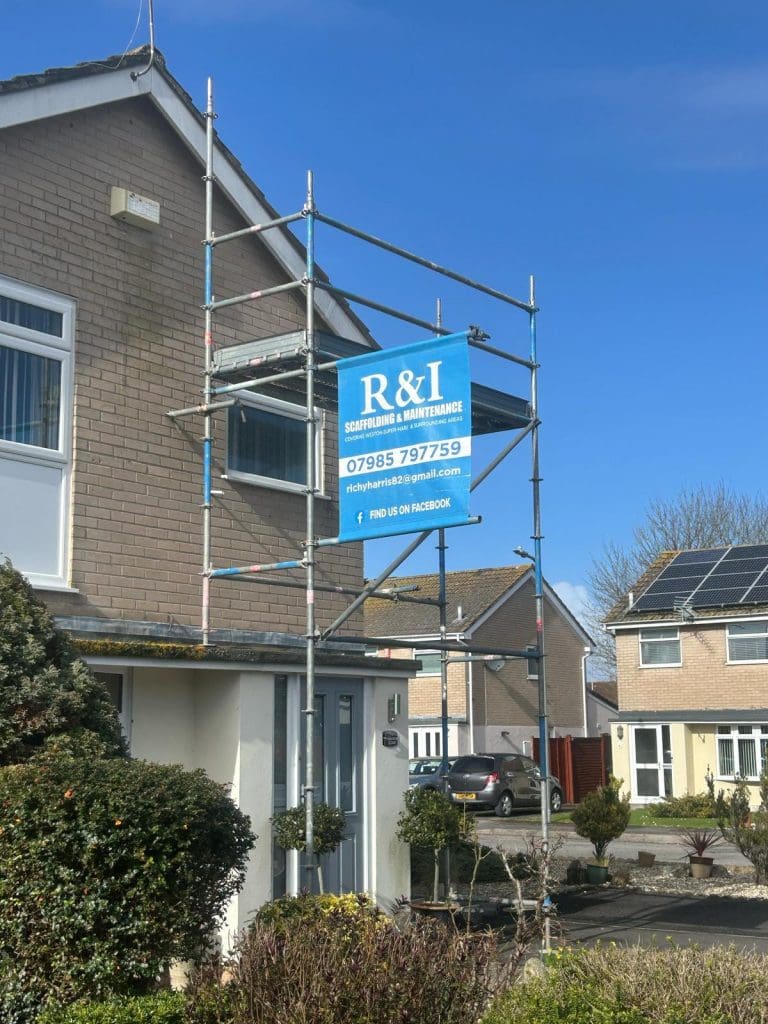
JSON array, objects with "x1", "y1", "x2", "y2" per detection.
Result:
[
  {"x1": 304, "y1": 170, "x2": 317, "y2": 887},
  {"x1": 529, "y1": 273, "x2": 551, "y2": 952},
  {"x1": 202, "y1": 77, "x2": 215, "y2": 646}
]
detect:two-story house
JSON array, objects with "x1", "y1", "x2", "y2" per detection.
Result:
[
  {"x1": 0, "y1": 47, "x2": 413, "y2": 931},
  {"x1": 606, "y1": 543, "x2": 768, "y2": 805},
  {"x1": 364, "y1": 565, "x2": 593, "y2": 759}
]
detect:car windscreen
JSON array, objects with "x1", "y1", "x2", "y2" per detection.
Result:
[{"x1": 450, "y1": 756, "x2": 494, "y2": 774}]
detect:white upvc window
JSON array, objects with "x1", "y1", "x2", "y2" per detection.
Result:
[
  {"x1": 639, "y1": 626, "x2": 681, "y2": 667},
  {"x1": 727, "y1": 621, "x2": 768, "y2": 663},
  {"x1": 0, "y1": 275, "x2": 74, "y2": 590},
  {"x1": 717, "y1": 724, "x2": 768, "y2": 780},
  {"x1": 226, "y1": 391, "x2": 324, "y2": 495}
]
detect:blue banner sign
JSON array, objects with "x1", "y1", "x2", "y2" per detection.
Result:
[{"x1": 338, "y1": 332, "x2": 472, "y2": 541}]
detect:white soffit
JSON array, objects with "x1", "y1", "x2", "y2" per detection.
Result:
[{"x1": 0, "y1": 65, "x2": 369, "y2": 345}]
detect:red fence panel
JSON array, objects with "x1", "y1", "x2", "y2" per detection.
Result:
[{"x1": 532, "y1": 735, "x2": 609, "y2": 805}]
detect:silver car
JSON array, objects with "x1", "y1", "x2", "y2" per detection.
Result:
[
  {"x1": 445, "y1": 752, "x2": 563, "y2": 816},
  {"x1": 408, "y1": 758, "x2": 454, "y2": 792}
]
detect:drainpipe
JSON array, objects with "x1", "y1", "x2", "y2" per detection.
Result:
[
  {"x1": 467, "y1": 657, "x2": 475, "y2": 754},
  {"x1": 581, "y1": 646, "x2": 592, "y2": 737}
]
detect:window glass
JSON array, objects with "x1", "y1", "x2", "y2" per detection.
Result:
[
  {"x1": 452, "y1": 756, "x2": 494, "y2": 774},
  {"x1": 0, "y1": 344, "x2": 61, "y2": 449},
  {"x1": 339, "y1": 695, "x2": 354, "y2": 812},
  {"x1": 639, "y1": 627, "x2": 680, "y2": 666},
  {"x1": 717, "y1": 725, "x2": 768, "y2": 779},
  {"x1": 728, "y1": 621, "x2": 768, "y2": 662},
  {"x1": 0, "y1": 294, "x2": 63, "y2": 337},
  {"x1": 415, "y1": 651, "x2": 441, "y2": 675},
  {"x1": 229, "y1": 400, "x2": 307, "y2": 485}
]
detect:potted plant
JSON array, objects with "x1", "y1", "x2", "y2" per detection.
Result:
[
  {"x1": 272, "y1": 801, "x2": 346, "y2": 894},
  {"x1": 396, "y1": 787, "x2": 469, "y2": 913},
  {"x1": 570, "y1": 777, "x2": 631, "y2": 884},
  {"x1": 679, "y1": 827, "x2": 721, "y2": 879}
]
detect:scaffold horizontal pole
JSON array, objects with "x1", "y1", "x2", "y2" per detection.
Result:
[
  {"x1": 212, "y1": 357, "x2": 339, "y2": 397},
  {"x1": 209, "y1": 279, "x2": 303, "y2": 312},
  {"x1": 325, "y1": 634, "x2": 534, "y2": 659},
  {"x1": 211, "y1": 212, "x2": 304, "y2": 247},
  {"x1": 220, "y1": 572, "x2": 441, "y2": 605},
  {"x1": 167, "y1": 398, "x2": 237, "y2": 419},
  {"x1": 469, "y1": 335, "x2": 536, "y2": 370},
  {"x1": 316, "y1": 516, "x2": 481, "y2": 548},
  {"x1": 315, "y1": 211, "x2": 536, "y2": 313},
  {"x1": 210, "y1": 559, "x2": 304, "y2": 578},
  {"x1": 313, "y1": 280, "x2": 451, "y2": 335}
]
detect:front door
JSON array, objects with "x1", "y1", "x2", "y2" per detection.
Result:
[
  {"x1": 631, "y1": 724, "x2": 672, "y2": 803},
  {"x1": 301, "y1": 677, "x2": 364, "y2": 894}
]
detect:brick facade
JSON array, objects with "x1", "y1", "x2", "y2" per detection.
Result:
[
  {"x1": 615, "y1": 623, "x2": 768, "y2": 712},
  {"x1": 0, "y1": 96, "x2": 362, "y2": 634}
]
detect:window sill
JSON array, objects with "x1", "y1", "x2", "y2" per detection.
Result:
[
  {"x1": 639, "y1": 663, "x2": 682, "y2": 669},
  {"x1": 222, "y1": 472, "x2": 331, "y2": 500}
]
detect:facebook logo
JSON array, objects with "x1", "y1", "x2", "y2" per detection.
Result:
[{"x1": 356, "y1": 511, "x2": 365, "y2": 525}]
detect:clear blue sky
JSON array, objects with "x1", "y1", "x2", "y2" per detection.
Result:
[{"x1": 5, "y1": 1, "x2": 767, "y2": 622}]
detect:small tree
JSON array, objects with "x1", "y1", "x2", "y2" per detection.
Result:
[
  {"x1": 0, "y1": 748, "x2": 254, "y2": 1019},
  {"x1": 396, "y1": 788, "x2": 469, "y2": 903},
  {"x1": 570, "y1": 777, "x2": 631, "y2": 864},
  {"x1": 0, "y1": 560, "x2": 125, "y2": 764},
  {"x1": 272, "y1": 802, "x2": 346, "y2": 894},
  {"x1": 717, "y1": 772, "x2": 768, "y2": 883}
]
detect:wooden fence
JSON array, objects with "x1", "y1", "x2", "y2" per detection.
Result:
[{"x1": 532, "y1": 734, "x2": 611, "y2": 805}]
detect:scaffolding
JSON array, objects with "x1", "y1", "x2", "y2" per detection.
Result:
[{"x1": 168, "y1": 79, "x2": 552, "y2": 900}]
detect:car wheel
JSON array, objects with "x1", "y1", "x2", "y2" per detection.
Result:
[
  {"x1": 495, "y1": 791, "x2": 514, "y2": 817},
  {"x1": 550, "y1": 788, "x2": 563, "y2": 813}
]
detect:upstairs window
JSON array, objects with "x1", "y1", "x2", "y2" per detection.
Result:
[
  {"x1": 226, "y1": 392, "x2": 323, "y2": 494},
  {"x1": 639, "y1": 627, "x2": 681, "y2": 667},
  {"x1": 727, "y1": 621, "x2": 768, "y2": 663},
  {"x1": 0, "y1": 276, "x2": 73, "y2": 590}
]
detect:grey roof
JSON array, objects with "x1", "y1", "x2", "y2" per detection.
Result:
[
  {"x1": 606, "y1": 545, "x2": 768, "y2": 627},
  {"x1": 363, "y1": 565, "x2": 531, "y2": 637}
]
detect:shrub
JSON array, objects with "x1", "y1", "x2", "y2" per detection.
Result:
[
  {"x1": 0, "y1": 560, "x2": 126, "y2": 764},
  {"x1": 717, "y1": 771, "x2": 768, "y2": 883},
  {"x1": 0, "y1": 750, "x2": 254, "y2": 1020},
  {"x1": 253, "y1": 891, "x2": 382, "y2": 934},
  {"x1": 483, "y1": 943, "x2": 768, "y2": 1024},
  {"x1": 396, "y1": 787, "x2": 470, "y2": 902},
  {"x1": 188, "y1": 900, "x2": 496, "y2": 1024},
  {"x1": 570, "y1": 777, "x2": 631, "y2": 863},
  {"x1": 271, "y1": 802, "x2": 346, "y2": 893},
  {"x1": 647, "y1": 791, "x2": 716, "y2": 819},
  {"x1": 39, "y1": 993, "x2": 185, "y2": 1024}
]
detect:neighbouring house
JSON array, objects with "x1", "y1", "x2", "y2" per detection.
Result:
[
  {"x1": 364, "y1": 565, "x2": 594, "y2": 759},
  {"x1": 0, "y1": 47, "x2": 413, "y2": 932},
  {"x1": 605, "y1": 543, "x2": 768, "y2": 806},
  {"x1": 585, "y1": 680, "x2": 618, "y2": 738}
]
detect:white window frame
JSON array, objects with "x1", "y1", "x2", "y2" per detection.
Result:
[
  {"x1": 0, "y1": 275, "x2": 74, "y2": 590},
  {"x1": 639, "y1": 626, "x2": 681, "y2": 668},
  {"x1": 716, "y1": 724, "x2": 768, "y2": 781},
  {"x1": 224, "y1": 390, "x2": 325, "y2": 496},
  {"x1": 91, "y1": 668, "x2": 133, "y2": 749},
  {"x1": 726, "y1": 620, "x2": 768, "y2": 664}
]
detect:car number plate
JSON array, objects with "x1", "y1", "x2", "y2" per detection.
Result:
[{"x1": 455, "y1": 792, "x2": 476, "y2": 800}]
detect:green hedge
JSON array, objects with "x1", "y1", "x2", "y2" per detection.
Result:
[
  {"x1": 483, "y1": 944, "x2": 768, "y2": 1024},
  {"x1": 39, "y1": 993, "x2": 185, "y2": 1024},
  {"x1": 0, "y1": 751, "x2": 254, "y2": 1020}
]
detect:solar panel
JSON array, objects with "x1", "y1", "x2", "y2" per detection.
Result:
[
  {"x1": 630, "y1": 544, "x2": 768, "y2": 613},
  {"x1": 674, "y1": 548, "x2": 728, "y2": 564}
]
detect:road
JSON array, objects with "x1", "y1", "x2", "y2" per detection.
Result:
[{"x1": 476, "y1": 816, "x2": 752, "y2": 868}]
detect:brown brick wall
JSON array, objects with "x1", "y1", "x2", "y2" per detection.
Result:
[
  {"x1": 616, "y1": 623, "x2": 768, "y2": 711},
  {"x1": 473, "y1": 579, "x2": 586, "y2": 730},
  {"x1": 0, "y1": 97, "x2": 362, "y2": 633},
  {"x1": 408, "y1": 662, "x2": 467, "y2": 720}
]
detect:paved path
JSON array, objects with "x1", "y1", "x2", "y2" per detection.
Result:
[{"x1": 476, "y1": 815, "x2": 752, "y2": 868}]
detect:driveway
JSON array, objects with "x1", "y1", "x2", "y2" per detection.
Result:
[{"x1": 554, "y1": 888, "x2": 768, "y2": 952}]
